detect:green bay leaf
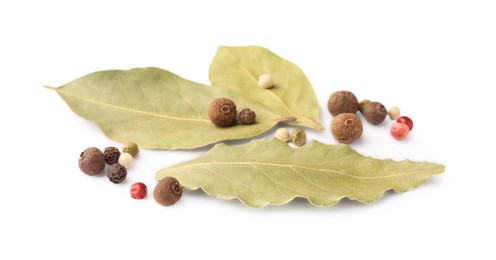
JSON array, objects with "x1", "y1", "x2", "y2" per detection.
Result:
[
  {"x1": 46, "y1": 67, "x2": 291, "y2": 149},
  {"x1": 209, "y1": 46, "x2": 324, "y2": 130},
  {"x1": 157, "y1": 139, "x2": 445, "y2": 207}
]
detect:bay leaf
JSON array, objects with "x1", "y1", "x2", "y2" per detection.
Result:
[
  {"x1": 46, "y1": 67, "x2": 292, "y2": 149},
  {"x1": 209, "y1": 46, "x2": 324, "y2": 130},
  {"x1": 157, "y1": 139, "x2": 445, "y2": 207}
]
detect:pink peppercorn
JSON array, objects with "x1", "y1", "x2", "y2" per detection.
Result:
[
  {"x1": 130, "y1": 182, "x2": 147, "y2": 199},
  {"x1": 390, "y1": 122, "x2": 410, "y2": 140},
  {"x1": 397, "y1": 116, "x2": 414, "y2": 131}
]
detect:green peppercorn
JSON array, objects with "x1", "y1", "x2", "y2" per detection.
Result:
[
  {"x1": 122, "y1": 142, "x2": 139, "y2": 157},
  {"x1": 290, "y1": 129, "x2": 306, "y2": 146},
  {"x1": 358, "y1": 99, "x2": 370, "y2": 113}
]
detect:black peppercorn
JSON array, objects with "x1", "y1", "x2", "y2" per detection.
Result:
[
  {"x1": 103, "y1": 147, "x2": 121, "y2": 164},
  {"x1": 153, "y1": 177, "x2": 182, "y2": 206},
  {"x1": 208, "y1": 98, "x2": 237, "y2": 127},
  {"x1": 79, "y1": 147, "x2": 105, "y2": 176},
  {"x1": 239, "y1": 108, "x2": 256, "y2": 125},
  {"x1": 107, "y1": 164, "x2": 127, "y2": 184}
]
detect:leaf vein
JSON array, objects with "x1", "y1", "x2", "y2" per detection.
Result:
[{"x1": 162, "y1": 161, "x2": 438, "y2": 180}]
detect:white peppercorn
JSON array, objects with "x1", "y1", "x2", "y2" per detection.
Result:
[
  {"x1": 258, "y1": 73, "x2": 274, "y2": 89},
  {"x1": 388, "y1": 107, "x2": 401, "y2": 120},
  {"x1": 275, "y1": 128, "x2": 290, "y2": 142},
  {"x1": 118, "y1": 152, "x2": 134, "y2": 169}
]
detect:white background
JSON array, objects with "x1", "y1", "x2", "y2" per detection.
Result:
[{"x1": 1, "y1": 0, "x2": 495, "y2": 259}]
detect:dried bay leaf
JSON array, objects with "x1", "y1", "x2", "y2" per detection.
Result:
[
  {"x1": 209, "y1": 46, "x2": 324, "y2": 130},
  {"x1": 157, "y1": 139, "x2": 445, "y2": 207},
  {"x1": 46, "y1": 67, "x2": 292, "y2": 149}
]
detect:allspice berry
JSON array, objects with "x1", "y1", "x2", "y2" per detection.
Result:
[
  {"x1": 362, "y1": 101, "x2": 387, "y2": 125},
  {"x1": 79, "y1": 147, "x2": 105, "y2": 176},
  {"x1": 153, "y1": 177, "x2": 182, "y2": 207},
  {"x1": 239, "y1": 108, "x2": 256, "y2": 125},
  {"x1": 107, "y1": 164, "x2": 127, "y2": 184},
  {"x1": 327, "y1": 91, "x2": 359, "y2": 116},
  {"x1": 122, "y1": 142, "x2": 139, "y2": 157},
  {"x1": 208, "y1": 98, "x2": 237, "y2": 127},
  {"x1": 331, "y1": 113, "x2": 363, "y2": 144},
  {"x1": 103, "y1": 147, "x2": 121, "y2": 164}
]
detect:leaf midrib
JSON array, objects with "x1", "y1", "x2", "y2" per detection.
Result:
[
  {"x1": 159, "y1": 161, "x2": 440, "y2": 180},
  {"x1": 55, "y1": 88, "x2": 210, "y2": 123}
]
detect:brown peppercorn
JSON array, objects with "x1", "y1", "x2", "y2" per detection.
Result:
[
  {"x1": 122, "y1": 142, "x2": 139, "y2": 157},
  {"x1": 331, "y1": 113, "x2": 363, "y2": 144},
  {"x1": 208, "y1": 98, "x2": 237, "y2": 127},
  {"x1": 327, "y1": 91, "x2": 359, "y2": 116},
  {"x1": 239, "y1": 108, "x2": 256, "y2": 125},
  {"x1": 79, "y1": 147, "x2": 105, "y2": 176},
  {"x1": 107, "y1": 164, "x2": 127, "y2": 184},
  {"x1": 103, "y1": 147, "x2": 121, "y2": 164},
  {"x1": 153, "y1": 177, "x2": 182, "y2": 206},
  {"x1": 362, "y1": 101, "x2": 387, "y2": 125}
]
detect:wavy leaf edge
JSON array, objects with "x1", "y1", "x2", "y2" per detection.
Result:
[{"x1": 157, "y1": 139, "x2": 445, "y2": 208}]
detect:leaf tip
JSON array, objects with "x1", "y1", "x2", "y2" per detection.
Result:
[
  {"x1": 438, "y1": 164, "x2": 446, "y2": 173},
  {"x1": 43, "y1": 85, "x2": 57, "y2": 90},
  {"x1": 315, "y1": 124, "x2": 325, "y2": 131}
]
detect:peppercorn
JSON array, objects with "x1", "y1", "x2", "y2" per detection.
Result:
[
  {"x1": 358, "y1": 99, "x2": 370, "y2": 113},
  {"x1": 118, "y1": 152, "x2": 134, "y2": 169},
  {"x1": 130, "y1": 182, "x2": 147, "y2": 199},
  {"x1": 275, "y1": 128, "x2": 290, "y2": 142},
  {"x1": 290, "y1": 129, "x2": 306, "y2": 146},
  {"x1": 122, "y1": 142, "x2": 139, "y2": 157},
  {"x1": 331, "y1": 113, "x2": 363, "y2": 144},
  {"x1": 397, "y1": 116, "x2": 414, "y2": 130},
  {"x1": 153, "y1": 177, "x2": 182, "y2": 206},
  {"x1": 239, "y1": 108, "x2": 256, "y2": 125},
  {"x1": 79, "y1": 147, "x2": 105, "y2": 176},
  {"x1": 107, "y1": 164, "x2": 127, "y2": 184},
  {"x1": 362, "y1": 101, "x2": 387, "y2": 125},
  {"x1": 327, "y1": 91, "x2": 359, "y2": 116},
  {"x1": 390, "y1": 122, "x2": 410, "y2": 140},
  {"x1": 258, "y1": 73, "x2": 274, "y2": 89},
  {"x1": 388, "y1": 107, "x2": 401, "y2": 120},
  {"x1": 103, "y1": 147, "x2": 121, "y2": 164},
  {"x1": 208, "y1": 98, "x2": 237, "y2": 127}
]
